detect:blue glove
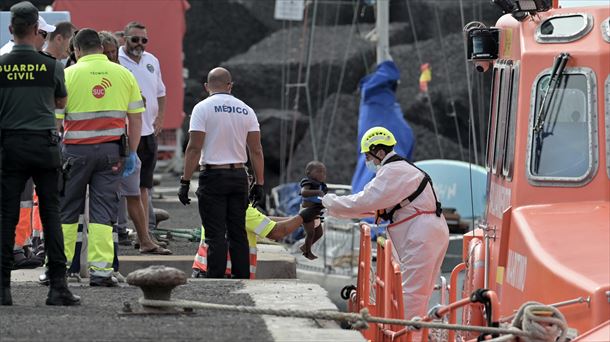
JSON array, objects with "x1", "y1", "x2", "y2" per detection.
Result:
[{"x1": 122, "y1": 152, "x2": 137, "y2": 177}]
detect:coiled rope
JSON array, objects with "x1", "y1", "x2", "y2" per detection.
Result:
[
  {"x1": 138, "y1": 298, "x2": 567, "y2": 340},
  {"x1": 488, "y1": 302, "x2": 568, "y2": 342}
]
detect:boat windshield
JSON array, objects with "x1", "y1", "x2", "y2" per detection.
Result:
[{"x1": 530, "y1": 73, "x2": 590, "y2": 178}]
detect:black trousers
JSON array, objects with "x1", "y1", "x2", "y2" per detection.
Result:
[
  {"x1": 1, "y1": 130, "x2": 66, "y2": 288},
  {"x1": 196, "y1": 168, "x2": 249, "y2": 279}
]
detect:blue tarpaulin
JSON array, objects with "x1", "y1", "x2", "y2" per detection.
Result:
[{"x1": 351, "y1": 61, "x2": 415, "y2": 194}]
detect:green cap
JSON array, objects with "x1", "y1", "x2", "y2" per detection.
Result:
[{"x1": 10, "y1": 1, "x2": 38, "y2": 26}]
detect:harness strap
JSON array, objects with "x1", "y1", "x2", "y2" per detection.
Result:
[
  {"x1": 387, "y1": 210, "x2": 438, "y2": 228},
  {"x1": 375, "y1": 154, "x2": 442, "y2": 224}
]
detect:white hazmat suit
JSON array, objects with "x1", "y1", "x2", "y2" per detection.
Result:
[{"x1": 322, "y1": 151, "x2": 449, "y2": 319}]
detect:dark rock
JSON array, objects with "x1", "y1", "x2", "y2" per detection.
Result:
[
  {"x1": 280, "y1": 93, "x2": 469, "y2": 187},
  {"x1": 223, "y1": 23, "x2": 409, "y2": 112},
  {"x1": 389, "y1": 0, "x2": 503, "y2": 41},
  {"x1": 258, "y1": 109, "x2": 309, "y2": 171},
  {"x1": 286, "y1": 93, "x2": 360, "y2": 185},
  {"x1": 231, "y1": 0, "x2": 376, "y2": 31},
  {"x1": 184, "y1": 78, "x2": 204, "y2": 115},
  {"x1": 391, "y1": 32, "x2": 491, "y2": 161},
  {"x1": 183, "y1": 0, "x2": 271, "y2": 83},
  {"x1": 410, "y1": 122, "x2": 469, "y2": 162}
]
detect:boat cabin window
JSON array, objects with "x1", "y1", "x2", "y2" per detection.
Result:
[
  {"x1": 529, "y1": 70, "x2": 595, "y2": 184},
  {"x1": 503, "y1": 63, "x2": 519, "y2": 180},
  {"x1": 487, "y1": 60, "x2": 518, "y2": 180},
  {"x1": 536, "y1": 14, "x2": 593, "y2": 43},
  {"x1": 485, "y1": 68, "x2": 499, "y2": 171},
  {"x1": 490, "y1": 69, "x2": 504, "y2": 175},
  {"x1": 603, "y1": 17, "x2": 610, "y2": 43}
]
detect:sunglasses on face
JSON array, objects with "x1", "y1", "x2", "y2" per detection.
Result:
[
  {"x1": 127, "y1": 36, "x2": 148, "y2": 44},
  {"x1": 38, "y1": 30, "x2": 48, "y2": 39}
]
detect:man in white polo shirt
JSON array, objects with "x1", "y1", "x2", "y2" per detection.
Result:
[
  {"x1": 118, "y1": 21, "x2": 166, "y2": 242},
  {"x1": 1, "y1": 16, "x2": 55, "y2": 55},
  {"x1": 179, "y1": 67, "x2": 265, "y2": 279}
]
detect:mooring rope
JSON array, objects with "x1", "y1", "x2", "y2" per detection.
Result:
[
  {"x1": 487, "y1": 302, "x2": 568, "y2": 342},
  {"x1": 139, "y1": 298, "x2": 551, "y2": 339}
]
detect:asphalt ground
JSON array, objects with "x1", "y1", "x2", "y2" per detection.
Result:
[{"x1": 0, "y1": 280, "x2": 272, "y2": 342}]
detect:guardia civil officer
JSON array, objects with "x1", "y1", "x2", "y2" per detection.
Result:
[
  {"x1": 179, "y1": 67, "x2": 265, "y2": 279},
  {"x1": 0, "y1": 1, "x2": 80, "y2": 306}
]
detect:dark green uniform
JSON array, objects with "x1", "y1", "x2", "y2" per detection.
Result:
[{"x1": 0, "y1": 44, "x2": 68, "y2": 289}]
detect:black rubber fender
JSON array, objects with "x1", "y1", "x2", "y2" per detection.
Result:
[{"x1": 340, "y1": 285, "x2": 357, "y2": 300}]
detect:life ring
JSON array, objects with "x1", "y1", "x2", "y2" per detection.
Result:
[{"x1": 461, "y1": 237, "x2": 486, "y2": 340}]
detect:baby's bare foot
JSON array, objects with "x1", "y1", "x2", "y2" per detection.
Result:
[{"x1": 303, "y1": 251, "x2": 318, "y2": 260}]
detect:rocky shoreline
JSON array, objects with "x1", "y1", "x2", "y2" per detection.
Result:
[{"x1": 183, "y1": 0, "x2": 501, "y2": 189}]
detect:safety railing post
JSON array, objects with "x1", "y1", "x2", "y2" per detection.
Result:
[
  {"x1": 356, "y1": 223, "x2": 376, "y2": 341},
  {"x1": 448, "y1": 262, "x2": 466, "y2": 342},
  {"x1": 375, "y1": 237, "x2": 387, "y2": 341}
]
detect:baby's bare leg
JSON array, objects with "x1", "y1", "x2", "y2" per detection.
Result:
[
  {"x1": 312, "y1": 223, "x2": 323, "y2": 244},
  {"x1": 300, "y1": 221, "x2": 318, "y2": 260}
]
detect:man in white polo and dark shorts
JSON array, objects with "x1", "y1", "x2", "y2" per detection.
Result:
[
  {"x1": 179, "y1": 67, "x2": 265, "y2": 279},
  {"x1": 118, "y1": 21, "x2": 166, "y2": 240}
]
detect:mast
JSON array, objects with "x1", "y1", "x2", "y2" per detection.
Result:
[{"x1": 376, "y1": 0, "x2": 391, "y2": 64}]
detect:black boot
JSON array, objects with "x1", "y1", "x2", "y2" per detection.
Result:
[
  {"x1": 46, "y1": 277, "x2": 80, "y2": 306},
  {"x1": 1, "y1": 287, "x2": 12, "y2": 306}
]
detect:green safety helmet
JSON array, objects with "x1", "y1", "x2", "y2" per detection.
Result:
[{"x1": 360, "y1": 126, "x2": 397, "y2": 153}]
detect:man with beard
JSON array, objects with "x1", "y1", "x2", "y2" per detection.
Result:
[{"x1": 118, "y1": 21, "x2": 166, "y2": 247}]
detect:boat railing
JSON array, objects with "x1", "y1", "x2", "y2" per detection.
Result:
[
  {"x1": 349, "y1": 223, "x2": 506, "y2": 341},
  {"x1": 295, "y1": 217, "x2": 385, "y2": 276}
]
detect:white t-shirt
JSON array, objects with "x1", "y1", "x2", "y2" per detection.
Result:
[
  {"x1": 0, "y1": 41, "x2": 15, "y2": 55},
  {"x1": 118, "y1": 47, "x2": 166, "y2": 136},
  {"x1": 189, "y1": 93, "x2": 260, "y2": 165}
]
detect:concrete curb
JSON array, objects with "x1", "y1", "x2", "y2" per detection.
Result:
[
  {"x1": 118, "y1": 244, "x2": 296, "y2": 279},
  {"x1": 239, "y1": 280, "x2": 366, "y2": 341}
]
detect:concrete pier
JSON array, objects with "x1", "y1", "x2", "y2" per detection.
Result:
[{"x1": 3, "y1": 271, "x2": 364, "y2": 341}]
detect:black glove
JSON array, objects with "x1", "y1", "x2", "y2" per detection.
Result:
[
  {"x1": 249, "y1": 184, "x2": 265, "y2": 207},
  {"x1": 298, "y1": 204, "x2": 324, "y2": 223},
  {"x1": 178, "y1": 178, "x2": 191, "y2": 205}
]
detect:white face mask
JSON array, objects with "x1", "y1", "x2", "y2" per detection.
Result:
[{"x1": 365, "y1": 159, "x2": 378, "y2": 173}]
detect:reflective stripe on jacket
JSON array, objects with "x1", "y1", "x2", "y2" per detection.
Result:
[{"x1": 59, "y1": 54, "x2": 144, "y2": 144}]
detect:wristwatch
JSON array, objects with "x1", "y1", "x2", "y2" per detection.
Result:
[{"x1": 180, "y1": 177, "x2": 190, "y2": 185}]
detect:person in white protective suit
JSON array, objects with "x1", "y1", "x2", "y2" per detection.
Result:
[{"x1": 321, "y1": 126, "x2": 449, "y2": 320}]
